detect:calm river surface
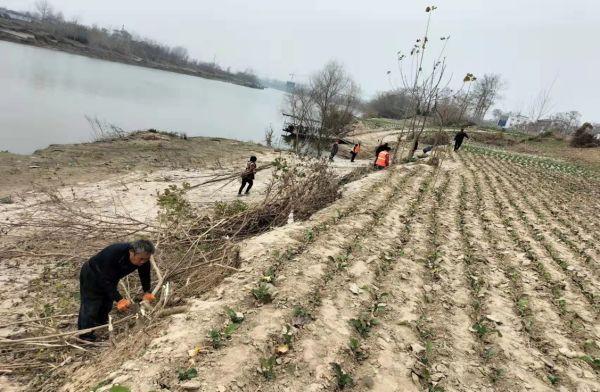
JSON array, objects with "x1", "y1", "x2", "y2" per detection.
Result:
[{"x1": 0, "y1": 41, "x2": 285, "y2": 154}]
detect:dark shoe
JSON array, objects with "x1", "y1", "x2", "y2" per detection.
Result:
[{"x1": 79, "y1": 332, "x2": 97, "y2": 342}]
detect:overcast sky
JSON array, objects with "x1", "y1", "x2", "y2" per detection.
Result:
[{"x1": 2, "y1": 0, "x2": 599, "y2": 120}]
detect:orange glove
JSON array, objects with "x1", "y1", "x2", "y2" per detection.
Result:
[
  {"x1": 116, "y1": 299, "x2": 132, "y2": 312},
  {"x1": 142, "y1": 293, "x2": 156, "y2": 302}
]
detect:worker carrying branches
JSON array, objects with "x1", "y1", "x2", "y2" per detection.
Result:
[
  {"x1": 78, "y1": 239, "x2": 156, "y2": 341},
  {"x1": 238, "y1": 156, "x2": 258, "y2": 196}
]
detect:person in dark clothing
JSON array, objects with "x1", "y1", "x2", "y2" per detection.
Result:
[
  {"x1": 350, "y1": 143, "x2": 361, "y2": 162},
  {"x1": 374, "y1": 142, "x2": 389, "y2": 167},
  {"x1": 454, "y1": 128, "x2": 469, "y2": 151},
  {"x1": 329, "y1": 140, "x2": 340, "y2": 162},
  {"x1": 78, "y1": 239, "x2": 155, "y2": 341},
  {"x1": 238, "y1": 156, "x2": 257, "y2": 196}
]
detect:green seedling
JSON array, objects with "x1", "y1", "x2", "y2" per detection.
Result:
[
  {"x1": 472, "y1": 322, "x2": 502, "y2": 339},
  {"x1": 547, "y1": 374, "x2": 559, "y2": 385},
  {"x1": 328, "y1": 254, "x2": 348, "y2": 271},
  {"x1": 258, "y1": 356, "x2": 276, "y2": 380},
  {"x1": 348, "y1": 338, "x2": 368, "y2": 361},
  {"x1": 178, "y1": 368, "x2": 198, "y2": 381},
  {"x1": 209, "y1": 329, "x2": 223, "y2": 348},
  {"x1": 483, "y1": 347, "x2": 496, "y2": 361},
  {"x1": 489, "y1": 367, "x2": 506, "y2": 384},
  {"x1": 252, "y1": 283, "x2": 274, "y2": 304},
  {"x1": 261, "y1": 267, "x2": 276, "y2": 283},
  {"x1": 517, "y1": 297, "x2": 529, "y2": 315},
  {"x1": 331, "y1": 363, "x2": 353, "y2": 389},
  {"x1": 223, "y1": 323, "x2": 239, "y2": 339},
  {"x1": 292, "y1": 306, "x2": 313, "y2": 327},
  {"x1": 282, "y1": 324, "x2": 295, "y2": 346},
  {"x1": 305, "y1": 228, "x2": 315, "y2": 242},
  {"x1": 226, "y1": 307, "x2": 244, "y2": 323},
  {"x1": 350, "y1": 314, "x2": 378, "y2": 338}
]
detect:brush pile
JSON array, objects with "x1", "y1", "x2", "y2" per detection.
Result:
[{"x1": 0, "y1": 156, "x2": 341, "y2": 389}]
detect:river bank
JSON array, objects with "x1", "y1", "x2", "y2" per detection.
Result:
[
  {"x1": 0, "y1": 17, "x2": 263, "y2": 90},
  {"x1": 0, "y1": 130, "x2": 379, "y2": 391}
]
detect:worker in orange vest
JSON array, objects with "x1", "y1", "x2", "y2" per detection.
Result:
[
  {"x1": 350, "y1": 143, "x2": 361, "y2": 162},
  {"x1": 375, "y1": 147, "x2": 391, "y2": 170}
]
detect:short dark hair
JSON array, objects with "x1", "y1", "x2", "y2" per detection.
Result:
[
  {"x1": 131, "y1": 239, "x2": 155, "y2": 254},
  {"x1": 250, "y1": 156, "x2": 257, "y2": 162}
]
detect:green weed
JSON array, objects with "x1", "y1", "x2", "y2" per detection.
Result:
[
  {"x1": 258, "y1": 356, "x2": 276, "y2": 380},
  {"x1": 178, "y1": 368, "x2": 198, "y2": 381},
  {"x1": 331, "y1": 363, "x2": 353, "y2": 389}
]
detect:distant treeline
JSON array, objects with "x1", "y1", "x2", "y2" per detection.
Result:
[{"x1": 0, "y1": 2, "x2": 263, "y2": 89}]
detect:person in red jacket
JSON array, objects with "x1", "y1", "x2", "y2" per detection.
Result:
[{"x1": 375, "y1": 147, "x2": 391, "y2": 169}]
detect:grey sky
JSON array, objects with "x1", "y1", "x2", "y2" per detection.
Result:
[{"x1": 2, "y1": 0, "x2": 599, "y2": 120}]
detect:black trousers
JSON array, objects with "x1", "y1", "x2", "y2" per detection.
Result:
[
  {"x1": 350, "y1": 152, "x2": 357, "y2": 162},
  {"x1": 454, "y1": 140, "x2": 463, "y2": 151},
  {"x1": 78, "y1": 263, "x2": 113, "y2": 337},
  {"x1": 239, "y1": 177, "x2": 253, "y2": 194}
]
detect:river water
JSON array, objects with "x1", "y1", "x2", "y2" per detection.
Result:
[{"x1": 0, "y1": 41, "x2": 285, "y2": 154}]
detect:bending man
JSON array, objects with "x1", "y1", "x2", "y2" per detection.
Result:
[{"x1": 78, "y1": 239, "x2": 155, "y2": 341}]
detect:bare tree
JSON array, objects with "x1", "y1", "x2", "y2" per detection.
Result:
[
  {"x1": 388, "y1": 6, "x2": 467, "y2": 162},
  {"x1": 309, "y1": 61, "x2": 360, "y2": 155},
  {"x1": 470, "y1": 73, "x2": 505, "y2": 121},
  {"x1": 529, "y1": 78, "x2": 557, "y2": 122},
  {"x1": 285, "y1": 84, "x2": 316, "y2": 154},
  {"x1": 550, "y1": 111, "x2": 581, "y2": 134},
  {"x1": 34, "y1": 0, "x2": 53, "y2": 21},
  {"x1": 170, "y1": 46, "x2": 189, "y2": 64},
  {"x1": 264, "y1": 125, "x2": 274, "y2": 147}
]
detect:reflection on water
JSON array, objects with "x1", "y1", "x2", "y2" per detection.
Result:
[{"x1": 0, "y1": 41, "x2": 284, "y2": 154}]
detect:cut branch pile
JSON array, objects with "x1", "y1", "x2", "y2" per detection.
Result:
[{"x1": 0, "y1": 156, "x2": 341, "y2": 389}]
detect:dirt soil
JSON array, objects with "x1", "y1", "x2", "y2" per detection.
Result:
[{"x1": 2, "y1": 129, "x2": 600, "y2": 392}]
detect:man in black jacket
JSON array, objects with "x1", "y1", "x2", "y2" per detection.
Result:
[
  {"x1": 329, "y1": 140, "x2": 340, "y2": 162},
  {"x1": 454, "y1": 128, "x2": 469, "y2": 151},
  {"x1": 77, "y1": 239, "x2": 155, "y2": 341}
]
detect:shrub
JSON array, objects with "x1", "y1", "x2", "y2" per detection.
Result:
[
  {"x1": 570, "y1": 123, "x2": 599, "y2": 148},
  {"x1": 420, "y1": 131, "x2": 450, "y2": 146}
]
